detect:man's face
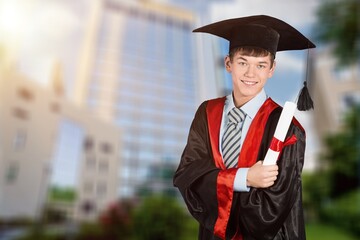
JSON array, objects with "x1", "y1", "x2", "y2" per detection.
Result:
[{"x1": 225, "y1": 51, "x2": 276, "y2": 105}]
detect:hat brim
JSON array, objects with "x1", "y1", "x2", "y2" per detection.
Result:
[{"x1": 193, "y1": 15, "x2": 316, "y2": 52}]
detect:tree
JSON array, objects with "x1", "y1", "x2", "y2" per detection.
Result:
[
  {"x1": 132, "y1": 195, "x2": 187, "y2": 240},
  {"x1": 315, "y1": 0, "x2": 360, "y2": 66},
  {"x1": 48, "y1": 186, "x2": 76, "y2": 202},
  {"x1": 98, "y1": 199, "x2": 135, "y2": 239},
  {"x1": 321, "y1": 105, "x2": 360, "y2": 197}
]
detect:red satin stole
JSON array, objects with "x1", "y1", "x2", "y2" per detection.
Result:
[{"x1": 206, "y1": 97, "x2": 279, "y2": 239}]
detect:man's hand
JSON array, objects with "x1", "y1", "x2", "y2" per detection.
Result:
[{"x1": 247, "y1": 161, "x2": 278, "y2": 188}]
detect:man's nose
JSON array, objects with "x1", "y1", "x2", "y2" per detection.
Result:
[{"x1": 244, "y1": 65, "x2": 255, "y2": 77}]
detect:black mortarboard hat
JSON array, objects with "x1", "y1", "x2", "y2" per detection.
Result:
[
  {"x1": 193, "y1": 15, "x2": 316, "y2": 55},
  {"x1": 193, "y1": 15, "x2": 316, "y2": 111}
]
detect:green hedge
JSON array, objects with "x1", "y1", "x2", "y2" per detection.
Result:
[
  {"x1": 132, "y1": 196, "x2": 187, "y2": 240},
  {"x1": 320, "y1": 189, "x2": 360, "y2": 235}
]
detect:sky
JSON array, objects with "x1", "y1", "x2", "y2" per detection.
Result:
[{"x1": 0, "y1": 0, "x2": 88, "y2": 95}]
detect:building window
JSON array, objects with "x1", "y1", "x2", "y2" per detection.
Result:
[
  {"x1": 80, "y1": 200, "x2": 95, "y2": 214},
  {"x1": 96, "y1": 182, "x2": 107, "y2": 197},
  {"x1": 13, "y1": 107, "x2": 29, "y2": 120},
  {"x1": 13, "y1": 129, "x2": 27, "y2": 151},
  {"x1": 6, "y1": 162, "x2": 19, "y2": 183},
  {"x1": 84, "y1": 137, "x2": 94, "y2": 151},
  {"x1": 83, "y1": 181, "x2": 94, "y2": 194},
  {"x1": 17, "y1": 87, "x2": 34, "y2": 101},
  {"x1": 100, "y1": 142, "x2": 113, "y2": 154},
  {"x1": 98, "y1": 159, "x2": 109, "y2": 173},
  {"x1": 86, "y1": 156, "x2": 96, "y2": 169}
]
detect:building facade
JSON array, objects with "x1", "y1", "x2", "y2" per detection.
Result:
[
  {"x1": 0, "y1": 68, "x2": 60, "y2": 219},
  {"x1": 309, "y1": 48, "x2": 360, "y2": 140},
  {"x1": 73, "y1": 0, "x2": 203, "y2": 197},
  {"x1": 0, "y1": 65, "x2": 121, "y2": 221}
]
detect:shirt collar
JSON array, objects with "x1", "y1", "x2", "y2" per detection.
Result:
[{"x1": 225, "y1": 89, "x2": 268, "y2": 119}]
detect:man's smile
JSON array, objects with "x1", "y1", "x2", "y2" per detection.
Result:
[{"x1": 241, "y1": 80, "x2": 258, "y2": 86}]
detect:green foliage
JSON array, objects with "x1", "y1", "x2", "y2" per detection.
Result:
[
  {"x1": 320, "y1": 190, "x2": 360, "y2": 236},
  {"x1": 43, "y1": 207, "x2": 67, "y2": 224},
  {"x1": 315, "y1": 0, "x2": 359, "y2": 66},
  {"x1": 321, "y1": 105, "x2": 360, "y2": 197},
  {"x1": 0, "y1": 217, "x2": 34, "y2": 227},
  {"x1": 306, "y1": 222, "x2": 358, "y2": 240},
  {"x1": 303, "y1": 106, "x2": 360, "y2": 236},
  {"x1": 15, "y1": 224, "x2": 60, "y2": 240},
  {"x1": 181, "y1": 217, "x2": 199, "y2": 240},
  {"x1": 16, "y1": 233, "x2": 59, "y2": 240},
  {"x1": 48, "y1": 186, "x2": 76, "y2": 203},
  {"x1": 136, "y1": 163, "x2": 179, "y2": 198},
  {"x1": 75, "y1": 222, "x2": 104, "y2": 240},
  {"x1": 132, "y1": 196, "x2": 187, "y2": 240},
  {"x1": 302, "y1": 171, "x2": 331, "y2": 221}
]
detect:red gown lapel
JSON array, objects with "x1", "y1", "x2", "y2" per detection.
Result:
[
  {"x1": 238, "y1": 98, "x2": 279, "y2": 167},
  {"x1": 206, "y1": 97, "x2": 279, "y2": 239},
  {"x1": 206, "y1": 97, "x2": 226, "y2": 169},
  {"x1": 207, "y1": 97, "x2": 279, "y2": 168}
]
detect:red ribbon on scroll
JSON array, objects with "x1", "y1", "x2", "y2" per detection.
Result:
[{"x1": 269, "y1": 134, "x2": 298, "y2": 159}]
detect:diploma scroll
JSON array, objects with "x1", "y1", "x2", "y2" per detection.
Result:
[{"x1": 263, "y1": 101, "x2": 297, "y2": 165}]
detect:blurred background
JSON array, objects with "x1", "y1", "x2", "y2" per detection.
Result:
[{"x1": 0, "y1": 0, "x2": 359, "y2": 239}]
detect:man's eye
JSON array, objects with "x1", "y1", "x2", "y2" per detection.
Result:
[
  {"x1": 238, "y1": 62, "x2": 247, "y2": 66},
  {"x1": 258, "y1": 65, "x2": 265, "y2": 69}
]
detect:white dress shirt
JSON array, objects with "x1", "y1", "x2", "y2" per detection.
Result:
[{"x1": 219, "y1": 89, "x2": 268, "y2": 191}]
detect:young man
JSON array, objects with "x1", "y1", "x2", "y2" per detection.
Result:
[{"x1": 173, "y1": 15, "x2": 315, "y2": 240}]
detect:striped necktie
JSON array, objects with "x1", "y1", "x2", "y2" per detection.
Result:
[{"x1": 222, "y1": 107, "x2": 246, "y2": 168}]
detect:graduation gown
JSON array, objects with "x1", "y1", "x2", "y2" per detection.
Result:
[{"x1": 173, "y1": 97, "x2": 306, "y2": 240}]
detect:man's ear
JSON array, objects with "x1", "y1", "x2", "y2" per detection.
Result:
[
  {"x1": 224, "y1": 56, "x2": 231, "y2": 72},
  {"x1": 268, "y1": 60, "x2": 276, "y2": 78}
]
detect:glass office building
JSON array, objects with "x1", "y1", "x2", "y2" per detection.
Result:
[{"x1": 75, "y1": 0, "x2": 198, "y2": 197}]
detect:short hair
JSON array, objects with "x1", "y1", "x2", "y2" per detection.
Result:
[{"x1": 228, "y1": 46, "x2": 275, "y2": 68}]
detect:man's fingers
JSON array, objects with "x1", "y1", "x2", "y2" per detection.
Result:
[
  {"x1": 261, "y1": 169, "x2": 278, "y2": 178},
  {"x1": 247, "y1": 161, "x2": 279, "y2": 188}
]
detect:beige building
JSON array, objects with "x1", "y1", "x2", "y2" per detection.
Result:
[
  {"x1": 309, "y1": 48, "x2": 360, "y2": 140},
  {"x1": 0, "y1": 67, "x2": 61, "y2": 219},
  {"x1": 0, "y1": 64, "x2": 121, "y2": 221}
]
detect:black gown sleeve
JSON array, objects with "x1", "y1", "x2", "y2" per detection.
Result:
[
  {"x1": 173, "y1": 101, "x2": 222, "y2": 237},
  {"x1": 235, "y1": 110, "x2": 306, "y2": 240}
]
